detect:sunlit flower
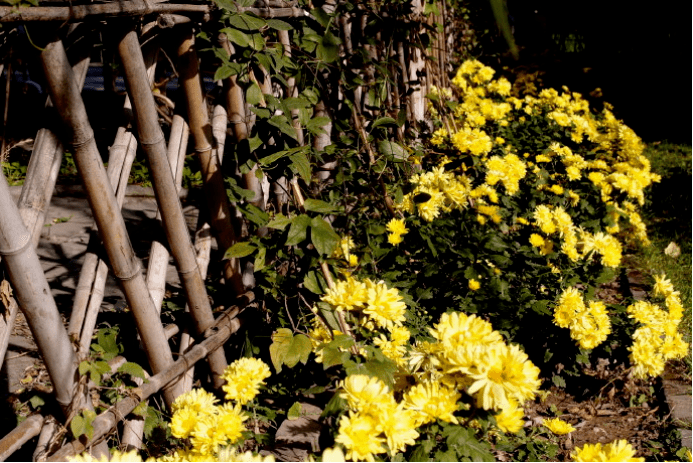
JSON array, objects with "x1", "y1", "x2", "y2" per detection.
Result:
[{"x1": 543, "y1": 417, "x2": 575, "y2": 435}]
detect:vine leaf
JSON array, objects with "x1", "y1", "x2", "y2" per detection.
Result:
[
  {"x1": 310, "y1": 217, "x2": 340, "y2": 256},
  {"x1": 224, "y1": 242, "x2": 257, "y2": 259},
  {"x1": 228, "y1": 13, "x2": 267, "y2": 31},
  {"x1": 285, "y1": 214, "x2": 311, "y2": 246}
]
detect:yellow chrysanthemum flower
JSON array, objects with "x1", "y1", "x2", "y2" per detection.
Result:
[
  {"x1": 570, "y1": 440, "x2": 644, "y2": 462},
  {"x1": 402, "y1": 380, "x2": 461, "y2": 425},
  {"x1": 335, "y1": 412, "x2": 386, "y2": 462},
  {"x1": 363, "y1": 280, "x2": 407, "y2": 329},
  {"x1": 221, "y1": 358, "x2": 271, "y2": 405},
  {"x1": 543, "y1": 417, "x2": 575, "y2": 435}
]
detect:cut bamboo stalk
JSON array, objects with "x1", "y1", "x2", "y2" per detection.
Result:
[
  {"x1": 408, "y1": 0, "x2": 426, "y2": 123},
  {"x1": 176, "y1": 27, "x2": 244, "y2": 294},
  {"x1": 76, "y1": 131, "x2": 140, "y2": 354},
  {"x1": 146, "y1": 114, "x2": 188, "y2": 311},
  {"x1": 47, "y1": 299, "x2": 252, "y2": 462},
  {"x1": 0, "y1": 414, "x2": 44, "y2": 461},
  {"x1": 41, "y1": 37, "x2": 180, "y2": 406},
  {"x1": 71, "y1": 34, "x2": 159, "y2": 350},
  {"x1": 175, "y1": 106, "x2": 224, "y2": 392},
  {"x1": 219, "y1": 36, "x2": 263, "y2": 222},
  {"x1": 247, "y1": 65, "x2": 272, "y2": 213},
  {"x1": 32, "y1": 416, "x2": 59, "y2": 462},
  {"x1": 0, "y1": 282, "x2": 19, "y2": 371},
  {"x1": 0, "y1": 3, "x2": 210, "y2": 22},
  {"x1": 0, "y1": 173, "x2": 87, "y2": 415},
  {"x1": 119, "y1": 27, "x2": 229, "y2": 388},
  {"x1": 212, "y1": 104, "x2": 227, "y2": 161},
  {"x1": 1, "y1": 58, "x2": 11, "y2": 159},
  {"x1": 18, "y1": 32, "x2": 92, "y2": 249}
]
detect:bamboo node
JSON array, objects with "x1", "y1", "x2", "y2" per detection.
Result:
[{"x1": 0, "y1": 231, "x2": 31, "y2": 256}]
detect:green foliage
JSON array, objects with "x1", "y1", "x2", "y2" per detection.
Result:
[{"x1": 70, "y1": 409, "x2": 97, "y2": 440}]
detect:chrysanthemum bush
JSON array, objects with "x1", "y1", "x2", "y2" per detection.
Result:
[
  {"x1": 238, "y1": 58, "x2": 686, "y2": 460},
  {"x1": 76, "y1": 59, "x2": 689, "y2": 461}
]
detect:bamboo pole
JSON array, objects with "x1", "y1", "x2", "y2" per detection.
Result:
[
  {"x1": 68, "y1": 35, "x2": 158, "y2": 349},
  {"x1": 32, "y1": 416, "x2": 59, "y2": 462},
  {"x1": 47, "y1": 299, "x2": 252, "y2": 462},
  {"x1": 0, "y1": 2, "x2": 210, "y2": 22},
  {"x1": 0, "y1": 173, "x2": 89, "y2": 416},
  {"x1": 0, "y1": 282, "x2": 18, "y2": 371},
  {"x1": 0, "y1": 414, "x2": 44, "y2": 461},
  {"x1": 118, "y1": 27, "x2": 229, "y2": 388},
  {"x1": 0, "y1": 36, "x2": 92, "y2": 371},
  {"x1": 19, "y1": 34, "x2": 94, "y2": 242},
  {"x1": 41, "y1": 37, "x2": 180, "y2": 406},
  {"x1": 176, "y1": 27, "x2": 244, "y2": 294},
  {"x1": 76, "y1": 130, "x2": 139, "y2": 354},
  {"x1": 145, "y1": 114, "x2": 188, "y2": 311}
]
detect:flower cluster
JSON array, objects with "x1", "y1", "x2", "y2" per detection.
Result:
[
  {"x1": 331, "y1": 235, "x2": 359, "y2": 266},
  {"x1": 385, "y1": 218, "x2": 409, "y2": 246},
  {"x1": 320, "y1": 276, "x2": 406, "y2": 330},
  {"x1": 626, "y1": 274, "x2": 688, "y2": 378},
  {"x1": 69, "y1": 359, "x2": 274, "y2": 462},
  {"x1": 397, "y1": 166, "x2": 471, "y2": 222},
  {"x1": 411, "y1": 312, "x2": 541, "y2": 434},
  {"x1": 570, "y1": 439, "x2": 644, "y2": 462},
  {"x1": 167, "y1": 358, "x2": 272, "y2": 460},
  {"x1": 553, "y1": 287, "x2": 611, "y2": 350}
]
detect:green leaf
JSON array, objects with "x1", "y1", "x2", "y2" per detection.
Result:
[
  {"x1": 224, "y1": 242, "x2": 257, "y2": 259},
  {"x1": 316, "y1": 32, "x2": 340, "y2": 63},
  {"x1": 285, "y1": 214, "x2": 311, "y2": 246},
  {"x1": 303, "y1": 199, "x2": 339, "y2": 214},
  {"x1": 269, "y1": 328, "x2": 293, "y2": 373},
  {"x1": 266, "y1": 19, "x2": 293, "y2": 30},
  {"x1": 371, "y1": 117, "x2": 397, "y2": 129},
  {"x1": 267, "y1": 214, "x2": 293, "y2": 230},
  {"x1": 222, "y1": 27, "x2": 250, "y2": 48},
  {"x1": 254, "y1": 246, "x2": 266, "y2": 271},
  {"x1": 321, "y1": 347, "x2": 349, "y2": 369},
  {"x1": 214, "y1": 64, "x2": 234, "y2": 81},
  {"x1": 268, "y1": 115, "x2": 298, "y2": 140},
  {"x1": 249, "y1": 33, "x2": 265, "y2": 51},
  {"x1": 258, "y1": 150, "x2": 292, "y2": 166},
  {"x1": 287, "y1": 402, "x2": 302, "y2": 420},
  {"x1": 213, "y1": 0, "x2": 237, "y2": 12},
  {"x1": 289, "y1": 152, "x2": 311, "y2": 182},
  {"x1": 310, "y1": 217, "x2": 340, "y2": 255},
  {"x1": 377, "y1": 140, "x2": 408, "y2": 162},
  {"x1": 454, "y1": 427, "x2": 495, "y2": 461},
  {"x1": 310, "y1": 8, "x2": 331, "y2": 28},
  {"x1": 306, "y1": 116, "x2": 331, "y2": 136},
  {"x1": 228, "y1": 13, "x2": 267, "y2": 31},
  {"x1": 132, "y1": 401, "x2": 148, "y2": 418},
  {"x1": 117, "y1": 362, "x2": 146, "y2": 381},
  {"x1": 410, "y1": 439, "x2": 434, "y2": 461},
  {"x1": 240, "y1": 203, "x2": 269, "y2": 226},
  {"x1": 397, "y1": 108, "x2": 407, "y2": 127},
  {"x1": 246, "y1": 83, "x2": 263, "y2": 106},
  {"x1": 483, "y1": 235, "x2": 507, "y2": 251},
  {"x1": 285, "y1": 334, "x2": 312, "y2": 368},
  {"x1": 303, "y1": 270, "x2": 327, "y2": 294},
  {"x1": 70, "y1": 410, "x2": 96, "y2": 440},
  {"x1": 29, "y1": 395, "x2": 45, "y2": 409},
  {"x1": 326, "y1": 334, "x2": 355, "y2": 350}
]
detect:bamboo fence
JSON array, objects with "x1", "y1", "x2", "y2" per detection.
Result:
[{"x1": 0, "y1": 0, "x2": 454, "y2": 458}]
